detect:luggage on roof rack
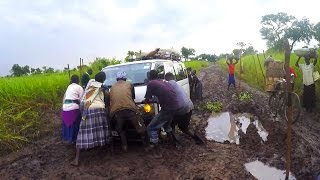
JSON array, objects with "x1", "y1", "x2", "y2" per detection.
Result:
[{"x1": 135, "y1": 48, "x2": 182, "y2": 61}]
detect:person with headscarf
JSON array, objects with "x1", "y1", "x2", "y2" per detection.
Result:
[
  {"x1": 109, "y1": 71, "x2": 147, "y2": 152},
  {"x1": 71, "y1": 72, "x2": 111, "y2": 166},
  {"x1": 61, "y1": 75, "x2": 83, "y2": 143}
]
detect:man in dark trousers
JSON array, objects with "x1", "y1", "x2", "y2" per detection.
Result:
[
  {"x1": 109, "y1": 71, "x2": 147, "y2": 152},
  {"x1": 164, "y1": 72, "x2": 204, "y2": 146},
  {"x1": 143, "y1": 70, "x2": 179, "y2": 158},
  {"x1": 81, "y1": 68, "x2": 93, "y2": 89}
]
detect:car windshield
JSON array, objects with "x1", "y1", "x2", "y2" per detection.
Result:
[{"x1": 102, "y1": 62, "x2": 151, "y2": 87}]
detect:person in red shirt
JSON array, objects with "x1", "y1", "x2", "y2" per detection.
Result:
[
  {"x1": 226, "y1": 58, "x2": 239, "y2": 90},
  {"x1": 289, "y1": 66, "x2": 297, "y2": 89}
]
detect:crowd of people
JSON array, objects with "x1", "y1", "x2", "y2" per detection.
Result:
[{"x1": 61, "y1": 68, "x2": 204, "y2": 166}]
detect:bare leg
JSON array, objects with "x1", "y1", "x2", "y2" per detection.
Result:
[{"x1": 70, "y1": 148, "x2": 80, "y2": 166}]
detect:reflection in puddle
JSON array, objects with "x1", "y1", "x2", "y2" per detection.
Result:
[
  {"x1": 245, "y1": 160, "x2": 296, "y2": 180},
  {"x1": 253, "y1": 120, "x2": 268, "y2": 141},
  {"x1": 205, "y1": 112, "x2": 236, "y2": 143},
  {"x1": 205, "y1": 112, "x2": 268, "y2": 144}
]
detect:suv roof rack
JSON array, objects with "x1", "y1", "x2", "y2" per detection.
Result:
[{"x1": 128, "y1": 48, "x2": 182, "y2": 62}]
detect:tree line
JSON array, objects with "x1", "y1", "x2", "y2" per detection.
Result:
[
  {"x1": 10, "y1": 64, "x2": 57, "y2": 77},
  {"x1": 260, "y1": 12, "x2": 320, "y2": 51}
]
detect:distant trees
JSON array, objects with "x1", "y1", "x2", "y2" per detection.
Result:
[
  {"x1": 181, "y1": 47, "x2": 195, "y2": 60},
  {"x1": 260, "y1": 12, "x2": 315, "y2": 51},
  {"x1": 197, "y1": 54, "x2": 217, "y2": 62},
  {"x1": 314, "y1": 22, "x2": 320, "y2": 46},
  {"x1": 10, "y1": 64, "x2": 56, "y2": 77},
  {"x1": 90, "y1": 57, "x2": 121, "y2": 73}
]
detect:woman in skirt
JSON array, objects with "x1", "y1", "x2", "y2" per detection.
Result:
[
  {"x1": 71, "y1": 72, "x2": 111, "y2": 166},
  {"x1": 61, "y1": 75, "x2": 83, "y2": 143},
  {"x1": 295, "y1": 52, "x2": 318, "y2": 112}
]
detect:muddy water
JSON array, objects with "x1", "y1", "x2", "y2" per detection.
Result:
[
  {"x1": 205, "y1": 112, "x2": 268, "y2": 144},
  {"x1": 205, "y1": 112, "x2": 238, "y2": 144},
  {"x1": 245, "y1": 160, "x2": 296, "y2": 180}
]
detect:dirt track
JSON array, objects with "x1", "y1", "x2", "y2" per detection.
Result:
[{"x1": 0, "y1": 64, "x2": 319, "y2": 179}]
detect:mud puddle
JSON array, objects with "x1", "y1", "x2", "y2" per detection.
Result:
[
  {"x1": 245, "y1": 160, "x2": 296, "y2": 180},
  {"x1": 205, "y1": 112, "x2": 268, "y2": 144}
]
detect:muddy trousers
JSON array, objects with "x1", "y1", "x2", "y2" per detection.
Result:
[
  {"x1": 113, "y1": 109, "x2": 146, "y2": 150},
  {"x1": 147, "y1": 110, "x2": 174, "y2": 144}
]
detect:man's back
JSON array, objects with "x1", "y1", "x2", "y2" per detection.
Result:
[
  {"x1": 110, "y1": 80, "x2": 137, "y2": 116},
  {"x1": 145, "y1": 80, "x2": 179, "y2": 111}
]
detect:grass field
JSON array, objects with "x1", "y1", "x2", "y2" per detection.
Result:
[
  {"x1": 0, "y1": 60, "x2": 208, "y2": 154},
  {"x1": 184, "y1": 60, "x2": 210, "y2": 73},
  {"x1": 0, "y1": 73, "x2": 70, "y2": 152},
  {"x1": 218, "y1": 51, "x2": 320, "y2": 106}
]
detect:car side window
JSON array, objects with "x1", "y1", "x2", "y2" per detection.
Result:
[
  {"x1": 154, "y1": 63, "x2": 165, "y2": 79},
  {"x1": 173, "y1": 63, "x2": 187, "y2": 81},
  {"x1": 179, "y1": 64, "x2": 188, "y2": 79},
  {"x1": 164, "y1": 62, "x2": 176, "y2": 80}
]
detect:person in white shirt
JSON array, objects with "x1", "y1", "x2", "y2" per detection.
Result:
[
  {"x1": 61, "y1": 75, "x2": 84, "y2": 143},
  {"x1": 295, "y1": 51, "x2": 318, "y2": 112},
  {"x1": 71, "y1": 72, "x2": 111, "y2": 166}
]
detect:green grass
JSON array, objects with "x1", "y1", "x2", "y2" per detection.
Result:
[
  {"x1": 0, "y1": 60, "x2": 208, "y2": 154},
  {"x1": 218, "y1": 51, "x2": 320, "y2": 106},
  {"x1": 184, "y1": 60, "x2": 210, "y2": 73},
  {"x1": 0, "y1": 73, "x2": 70, "y2": 152}
]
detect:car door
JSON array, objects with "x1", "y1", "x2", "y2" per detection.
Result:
[{"x1": 172, "y1": 61, "x2": 190, "y2": 97}]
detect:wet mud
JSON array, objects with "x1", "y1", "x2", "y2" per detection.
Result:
[{"x1": 0, "y1": 63, "x2": 319, "y2": 179}]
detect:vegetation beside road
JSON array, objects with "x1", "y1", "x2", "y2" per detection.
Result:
[
  {"x1": 218, "y1": 51, "x2": 320, "y2": 106},
  {"x1": 0, "y1": 59, "x2": 207, "y2": 154}
]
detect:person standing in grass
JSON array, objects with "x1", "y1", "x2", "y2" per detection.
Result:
[
  {"x1": 226, "y1": 57, "x2": 239, "y2": 90},
  {"x1": 61, "y1": 75, "x2": 84, "y2": 143},
  {"x1": 295, "y1": 52, "x2": 318, "y2": 113},
  {"x1": 71, "y1": 72, "x2": 111, "y2": 166},
  {"x1": 81, "y1": 68, "x2": 93, "y2": 89}
]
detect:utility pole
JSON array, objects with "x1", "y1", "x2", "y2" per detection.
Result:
[
  {"x1": 284, "y1": 38, "x2": 293, "y2": 180},
  {"x1": 79, "y1": 58, "x2": 82, "y2": 78},
  {"x1": 67, "y1": 64, "x2": 70, "y2": 80}
]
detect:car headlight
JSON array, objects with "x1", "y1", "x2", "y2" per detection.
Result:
[{"x1": 144, "y1": 103, "x2": 152, "y2": 113}]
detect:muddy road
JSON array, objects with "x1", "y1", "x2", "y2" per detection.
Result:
[{"x1": 0, "y1": 64, "x2": 319, "y2": 179}]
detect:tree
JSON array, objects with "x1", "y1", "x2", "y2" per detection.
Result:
[
  {"x1": 285, "y1": 18, "x2": 313, "y2": 50},
  {"x1": 10, "y1": 64, "x2": 24, "y2": 77},
  {"x1": 260, "y1": 12, "x2": 295, "y2": 49},
  {"x1": 181, "y1": 47, "x2": 195, "y2": 60},
  {"x1": 34, "y1": 68, "x2": 42, "y2": 74},
  {"x1": 30, "y1": 68, "x2": 36, "y2": 74},
  {"x1": 243, "y1": 45, "x2": 257, "y2": 56},
  {"x1": 44, "y1": 67, "x2": 55, "y2": 73},
  {"x1": 22, "y1": 65, "x2": 30, "y2": 75},
  {"x1": 232, "y1": 49, "x2": 242, "y2": 59},
  {"x1": 313, "y1": 22, "x2": 320, "y2": 46}
]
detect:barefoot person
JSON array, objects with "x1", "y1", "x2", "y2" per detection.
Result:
[
  {"x1": 164, "y1": 72, "x2": 204, "y2": 145},
  {"x1": 226, "y1": 57, "x2": 239, "y2": 90},
  {"x1": 61, "y1": 75, "x2": 83, "y2": 143},
  {"x1": 71, "y1": 72, "x2": 111, "y2": 166},
  {"x1": 295, "y1": 51, "x2": 318, "y2": 113}
]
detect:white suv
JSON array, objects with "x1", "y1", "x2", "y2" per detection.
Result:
[{"x1": 102, "y1": 59, "x2": 190, "y2": 124}]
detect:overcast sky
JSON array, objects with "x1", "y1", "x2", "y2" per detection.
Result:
[{"x1": 0, "y1": 0, "x2": 319, "y2": 76}]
